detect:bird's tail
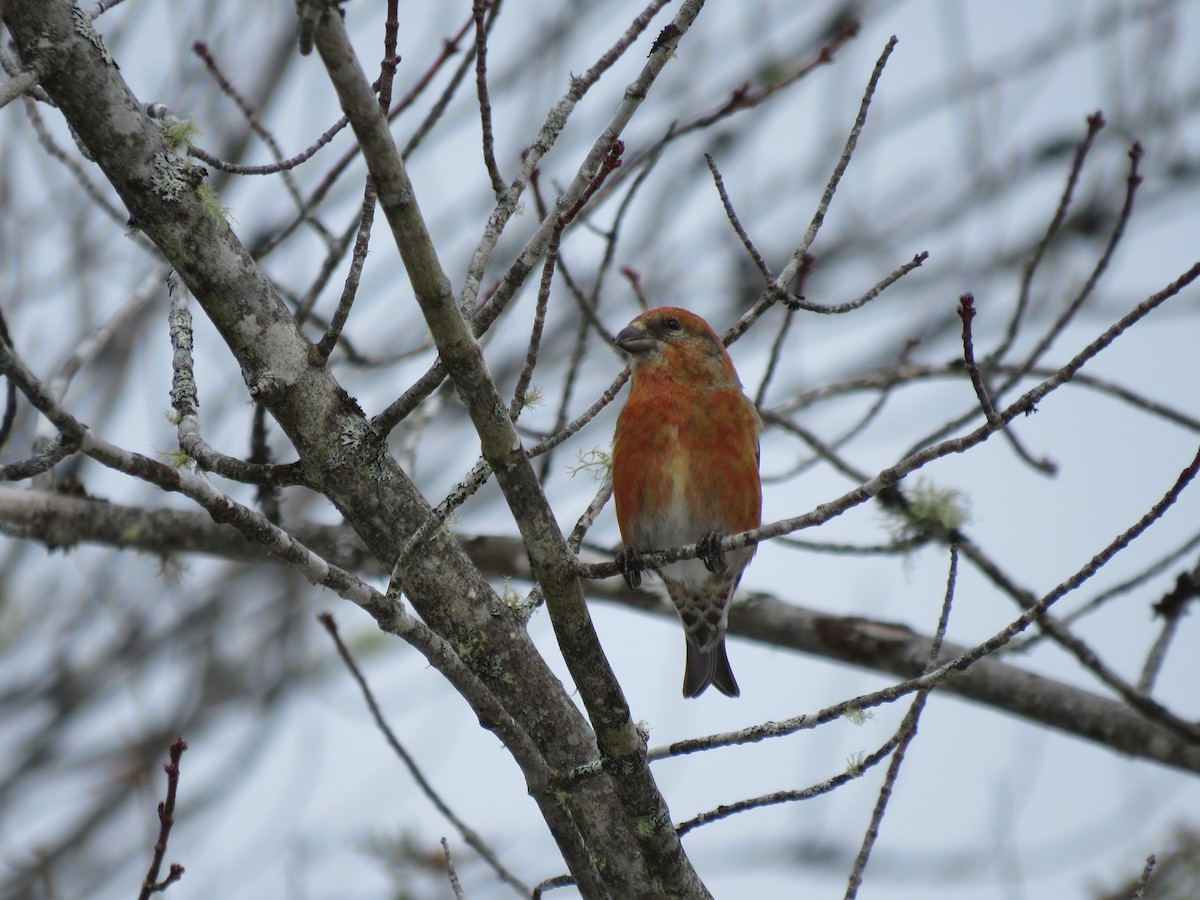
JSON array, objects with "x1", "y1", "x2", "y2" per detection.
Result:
[{"x1": 683, "y1": 637, "x2": 740, "y2": 698}]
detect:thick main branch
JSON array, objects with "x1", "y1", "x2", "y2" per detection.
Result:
[
  {"x1": 0, "y1": 2, "x2": 675, "y2": 895},
  {"x1": 310, "y1": 6, "x2": 710, "y2": 896}
]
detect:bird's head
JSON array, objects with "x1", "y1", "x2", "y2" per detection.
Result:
[{"x1": 615, "y1": 306, "x2": 739, "y2": 385}]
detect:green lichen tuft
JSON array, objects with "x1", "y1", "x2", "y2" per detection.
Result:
[
  {"x1": 568, "y1": 448, "x2": 611, "y2": 481},
  {"x1": 883, "y1": 478, "x2": 970, "y2": 544},
  {"x1": 196, "y1": 182, "x2": 230, "y2": 224},
  {"x1": 521, "y1": 384, "x2": 544, "y2": 409},
  {"x1": 165, "y1": 449, "x2": 194, "y2": 470},
  {"x1": 500, "y1": 579, "x2": 521, "y2": 609},
  {"x1": 843, "y1": 706, "x2": 871, "y2": 726},
  {"x1": 435, "y1": 512, "x2": 461, "y2": 539},
  {"x1": 160, "y1": 117, "x2": 201, "y2": 151}
]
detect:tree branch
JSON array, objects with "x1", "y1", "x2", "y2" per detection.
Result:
[
  {"x1": 3, "y1": 485, "x2": 1197, "y2": 776},
  {"x1": 309, "y1": 6, "x2": 706, "y2": 892}
]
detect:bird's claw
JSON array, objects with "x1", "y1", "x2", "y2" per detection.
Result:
[
  {"x1": 616, "y1": 548, "x2": 643, "y2": 590},
  {"x1": 698, "y1": 530, "x2": 728, "y2": 574}
]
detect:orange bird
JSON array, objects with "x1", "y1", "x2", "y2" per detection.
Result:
[{"x1": 612, "y1": 307, "x2": 762, "y2": 698}]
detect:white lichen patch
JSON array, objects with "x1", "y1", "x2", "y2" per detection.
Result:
[
  {"x1": 338, "y1": 417, "x2": 374, "y2": 451},
  {"x1": 152, "y1": 152, "x2": 190, "y2": 202},
  {"x1": 71, "y1": 6, "x2": 115, "y2": 67}
]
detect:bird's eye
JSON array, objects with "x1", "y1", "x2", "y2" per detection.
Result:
[{"x1": 663, "y1": 317, "x2": 681, "y2": 331}]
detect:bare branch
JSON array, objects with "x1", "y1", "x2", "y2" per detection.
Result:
[
  {"x1": 3, "y1": 485, "x2": 1198, "y2": 776},
  {"x1": 725, "y1": 35, "x2": 899, "y2": 344},
  {"x1": 843, "y1": 546, "x2": 958, "y2": 898},
  {"x1": 442, "y1": 838, "x2": 468, "y2": 900},
  {"x1": 473, "y1": 0, "x2": 506, "y2": 197},
  {"x1": 136, "y1": 738, "x2": 187, "y2": 900},
  {"x1": 989, "y1": 111, "x2": 1106, "y2": 365},
  {"x1": 0, "y1": 66, "x2": 40, "y2": 111},
  {"x1": 582, "y1": 259, "x2": 1200, "y2": 576},
  {"x1": 957, "y1": 292, "x2": 1001, "y2": 426},
  {"x1": 167, "y1": 275, "x2": 305, "y2": 487},
  {"x1": 319, "y1": 612, "x2": 529, "y2": 895}
]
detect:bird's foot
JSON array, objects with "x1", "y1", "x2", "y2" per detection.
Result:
[
  {"x1": 616, "y1": 547, "x2": 643, "y2": 590},
  {"x1": 697, "y1": 530, "x2": 728, "y2": 574}
]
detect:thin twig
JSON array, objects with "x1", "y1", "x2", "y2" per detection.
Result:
[
  {"x1": 775, "y1": 360, "x2": 1200, "y2": 435},
  {"x1": 603, "y1": 16, "x2": 861, "y2": 205},
  {"x1": 394, "y1": 142, "x2": 628, "y2": 570},
  {"x1": 777, "y1": 535, "x2": 926, "y2": 555},
  {"x1": 191, "y1": 42, "x2": 331, "y2": 242},
  {"x1": 527, "y1": 368, "x2": 630, "y2": 460},
  {"x1": 190, "y1": 117, "x2": 348, "y2": 176},
  {"x1": 137, "y1": 738, "x2": 188, "y2": 900},
  {"x1": 764, "y1": 339, "x2": 920, "y2": 481},
  {"x1": 315, "y1": 177, "x2": 377, "y2": 358},
  {"x1": 705, "y1": 153, "x2": 773, "y2": 282},
  {"x1": 1130, "y1": 854, "x2": 1157, "y2": 899},
  {"x1": 473, "y1": 0, "x2": 506, "y2": 197},
  {"x1": 401, "y1": 6, "x2": 498, "y2": 160},
  {"x1": 441, "y1": 838, "x2": 468, "y2": 900},
  {"x1": 509, "y1": 247, "x2": 555, "y2": 421},
  {"x1": 0, "y1": 43, "x2": 50, "y2": 104},
  {"x1": 395, "y1": 365, "x2": 627, "y2": 589},
  {"x1": 1009, "y1": 140, "x2": 1144, "y2": 380},
  {"x1": 905, "y1": 135, "x2": 1144, "y2": 460},
  {"x1": 755, "y1": 255, "x2": 813, "y2": 406},
  {"x1": 23, "y1": 97, "x2": 129, "y2": 226},
  {"x1": 843, "y1": 545, "x2": 958, "y2": 899},
  {"x1": 957, "y1": 293, "x2": 1001, "y2": 425},
  {"x1": 318, "y1": 613, "x2": 529, "y2": 895},
  {"x1": 47, "y1": 267, "x2": 167, "y2": 404},
  {"x1": 251, "y1": 11, "x2": 477, "y2": 260},
  {"x1": 577, "y1": 132, "x2": 667, "y2": 342},
  {"x1": 645, "y1": 438, "x2": 1200, "y2": 762},
  {"x1": 788, "y1": 38, "x2": 897, "y2": 277},
  {"x1": 510, "y1": 140, "x2": 625, "y2": 419},
  {"x1": 989, "y1": 111, "x2": 1106, "y2": 365},
  {"x1": 0, "y1": 308, "x2": 20, "y2": 453},
  {"x1": 579, "y1": 258, "x2": 1200, "y2": 579},
  {"x1": 0, "y1": 67, "x2": 40, "y2": 111},
  {"x1": 792, "y1": 250, "x2": 928, "y2": 316},
  {"x1": 392, "y1": 15, "x2": 478, "y2": 119},
  {"x1": 674, "y1": 735, "x2": 899, "y2": 835},
  {"x1": 724, "y1": 36, "x2": 899, "y2": 345},
  {"x1": 294, "y1": 0, "x2": 397, "y2": 339},
  {"x1": 390, "y1": 458, "x2": 493, "y2": 591},
  {"x1": 1138, "y1": 565, "x2": 1199, "y2": 693},
  {"x1": 621, "y1": 266, "x2": 649, "y2": 310},
  {"x1": 1049, "y1": 531, "x2": 1200, "y2": 632},
  {"x1": 452, "y1": 0, "x2": 680, "y2": 351},
  {"x1": 532, "y1": 874, "x2": 576, "y2": 897},
  {"x1": 0, "y1": 438, "x2": 80, "y2": 482},
  {"x1": 167, "y1": 274, "x2": 305, "y2": 487},
  {"x1": 376, "y1": 0, "x2": 402, "y2": 113},
  {"x1": 292, "y1": 192, "x2": 370, "y2": 327}
]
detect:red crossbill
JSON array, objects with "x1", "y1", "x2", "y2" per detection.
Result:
[{"x1": 611, "y1": 307, "x2": 762, "y2": 698}]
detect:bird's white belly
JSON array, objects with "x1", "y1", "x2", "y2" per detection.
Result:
[{"x1": 642, "y1": 473, "x2": 712, "y2": 588}]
